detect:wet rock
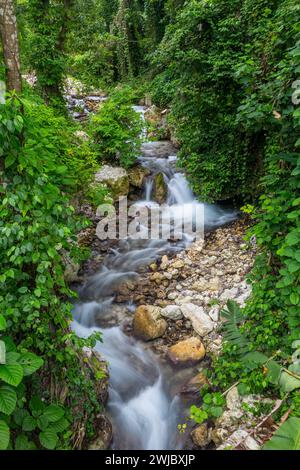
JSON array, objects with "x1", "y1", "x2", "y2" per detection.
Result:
[
  {"x1": 95, "y1": 165, "x2": 129, "y2": 200},
  {"x1": 171, "y1": 260, "x2": 185, "y2": 269},
  {"x1": 133, "y1": 305, "x2": 167, "y2": 341},
  {"x1": 181, "y1": 372, "x2": 209, "y2": 396},
  {"x1": 153, "y1": 172, "x2": 168, "y2": 204},
  {"x1": 161, "y1": 305, "x2": 183, "y2": 321},
  {"x1": 62, "y1": 251, "x2": 80, "y2": 283},
  {"x1": 141, "y1": 141, "x2": 177, "y2": 159},
  {"x1": 226, "y1": 386, "x2": 241, "y2": 411},
  {"x1": 180, "y1": 304, "x2": 214, "y2": 337},
  {"x1": 160, "y1": 255, "x2": 169, "y2": 270},
  {"x1": 89, "y1": 415, "x2": 112, "y2": 450},
  {"x1": 191, "y1": 424, "x2": 210, "y2": 448},
  {"x1": 211, "y1": 427, "x2": 230, "y2": 446},
  {"x1": 167, "y1": 337, "x2": 206, "y2": 365},
  {"x1": 208, "y1": 305, "x2": 220, "y2": 322},
  {"x1": 168, "y1": 292, "x2": 178, "y2": 300},
  {"x1": 128, "y1": 166, "x2": 150, "y2": 189}
]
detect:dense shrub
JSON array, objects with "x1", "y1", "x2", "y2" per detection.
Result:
[
  {"x1": 91, "y1": 86, "x2": 143, "y2": 168},
  {"x1": 0, "y1": 93, "x2": 105, "y2": 449}
]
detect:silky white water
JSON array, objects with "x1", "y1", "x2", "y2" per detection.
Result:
[{"x1": 72, "y1": 106, "x2": 237, "y2": 450}]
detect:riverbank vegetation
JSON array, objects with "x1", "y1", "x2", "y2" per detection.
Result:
[{"x1": 0, "y1": 0, "x2": 299, "y2": 450}]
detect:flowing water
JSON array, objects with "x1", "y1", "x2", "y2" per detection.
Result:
[{"x1": 72, "y1": 106, "x2": 237, "y2": 450}]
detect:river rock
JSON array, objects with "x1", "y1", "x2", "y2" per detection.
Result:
[
  {"x1": 180, "y1": 304, "x2": 214, "y2": 337},
  {"x1": 128, "y1": 166, "x2": 150, "y2": 188},
  {"x1": 226, "y1": 386, "x2": 241, "y2": 411},
  {"x1": 161, "y1": 305, "x2": 183, "y2": 321},
  {"x1": 217, "y1": 430, "x2": 260, "y2": 451},
  {"x1": 192, "y1": 278, "x2": 220, "y2": 292},
  {"x1": 133, "y1": 305, "x2": 167, "y2": 341},
  {"x1": 88, "y1": 415, "x2": 112, "y2": 450},
  {"x1": 62, "y1": 251, "x2": 80, "y2": 283},
  {"x1": 208, "y1": 305, "x2": 220, "y2": 322},
  {"x1": 153, "y1": 172, "x2": 168, "y2": 204},
  {"x1": 191, "y1": 424, "x2": 210, "y2": 448},
  {"x1": 141, "y1": 141, "x2": 177, "y2": 159},
  {"x1": 220, "y1": 287, "x2": 239, "y2": 302},
  {"x1": 95, "y1": 165, "x2": 129, "y2": 200},
  {"x1": 181, "y1": 372, "x2": 209, "y2": 395},
  {"x1": 167, "y1": 337, "x2": 206, "y2": 365}
]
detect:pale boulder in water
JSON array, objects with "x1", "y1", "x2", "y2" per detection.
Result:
[
  {"x1": 95, "y1": 165, "x2": 129, "y2": 200},
  {"x1": 167, "y1": 337, "x2": 206, "y2": 365},
  {"x1": 180, "y1": 303, "x2": 214, "y2": 337},
  {"x1": 133, "y1": 305, "x2": 167, "y2": 341}
]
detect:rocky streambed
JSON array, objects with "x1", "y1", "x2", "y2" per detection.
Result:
[{"x1": 68, "y1": 98, "x2": 264, "y2": 451}]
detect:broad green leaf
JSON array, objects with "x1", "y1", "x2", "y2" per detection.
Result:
[
  {"x1": 0, "y1": 385, "x2": 17, "y2": 415},
  {"x1": 264, "y1": 417, "x2": 300, "y2": 450},
  {"x1": 0, "y1": 420, "x2": 10, "y2": 450},
  {"x1": 265, "y1": 360, "x2": 282, "y2": 385},
  {"x1": 48, "y1": 418, "x2": 69, "y2": 433},
  {"x1": 18, "y1": 353, "x2": 44, "y2": 376},
  {"x1": 39, "y1": 429, "x2": 59, "y2": 450},
  {"x1": 0, "y1": 315, "x2": 7, "y2": 331},
  {"x1": 279, "y1": 364, "x2": 300, "y2": 392},
  {"x1": 22, "y1": 415, "x2": 36, "y2": 432},
  {"x1": 15, "y1": 434, "x2": 37, "y2": 451},
  {"x1": 13, "y1": 408, "x2": 29, "y2": 427},
  {"x1": 29, "y1": 395, "x2": 45, "y2": 414},
  {"x1": 43, "y1": 404, "x2": 64, "y2": 423},
  {"x1": 37, "y1": 414, "x2": 49, "y2": 431},
  {"x1": 290, "y1": 293, "x2": 300, "y2": 306},
  {"x1": 0, "y1": 363, "x2": 23, "y2": 386}
]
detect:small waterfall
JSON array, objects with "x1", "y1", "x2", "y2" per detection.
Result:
[
  {"x1": 145, "y1": 178, "x2": 153, "y2": 201},
  {"x1": 167, "y1": 173, "x2": 194, "y2": 205}
]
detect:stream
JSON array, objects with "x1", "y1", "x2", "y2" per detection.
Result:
[{"x1": 71, "y1": 103, "x2": 237, "y2": 450}]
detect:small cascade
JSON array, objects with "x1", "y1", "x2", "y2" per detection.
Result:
[{"x1": 145, "y1": 178, "x2": 154, "y2": 201}]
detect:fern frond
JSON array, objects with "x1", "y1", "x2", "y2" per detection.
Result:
[{"x1": 220, "y1": 300, "x2": 249, "y2": 355}]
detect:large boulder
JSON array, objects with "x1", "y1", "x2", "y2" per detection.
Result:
[
  {"x1": 180, "y1": 304, "x2": 214, "y2": 337},
  {"x1": 153, "y1": 172, "x2": 168, "y2": 204},
  {"x1": 167, "y1": 337, "x2": 206, "y2": 365},
  {"x1": 95, "y1": 165, "x2": 129, "y2": 200},
  {"x1": 133, "y1": 305, "x2": 167, "y2": 341},
  {"x1": 128, "y1": 165, "x2": 150, "y2": 189}
]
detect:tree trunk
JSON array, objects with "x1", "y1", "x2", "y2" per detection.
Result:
[{"x1": 0, "y1": 0, "x2": 22, "y2": 93}]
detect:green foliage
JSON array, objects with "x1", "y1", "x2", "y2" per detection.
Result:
[
  {"x1": 0, "y1": 309, "x2": 43, "y2": 449},
  {"x1": 190, "y1": 393, "x2": 226, "y2": 425},
  {"x1": 263, "y1": 417, "x2": 300, "y2": 450},
  {"x1": 0, "y1": 93, "x2": 105, "y2": 449},
  {"x1": 221, "y1": 300, "x2": 249, "y2": 355},
  {"x1": 151, "y1": 0, "x2": 300, "y2": 202},
  {"x1": 91, "y1": 86, "x2": 143, "y2": 168}
]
